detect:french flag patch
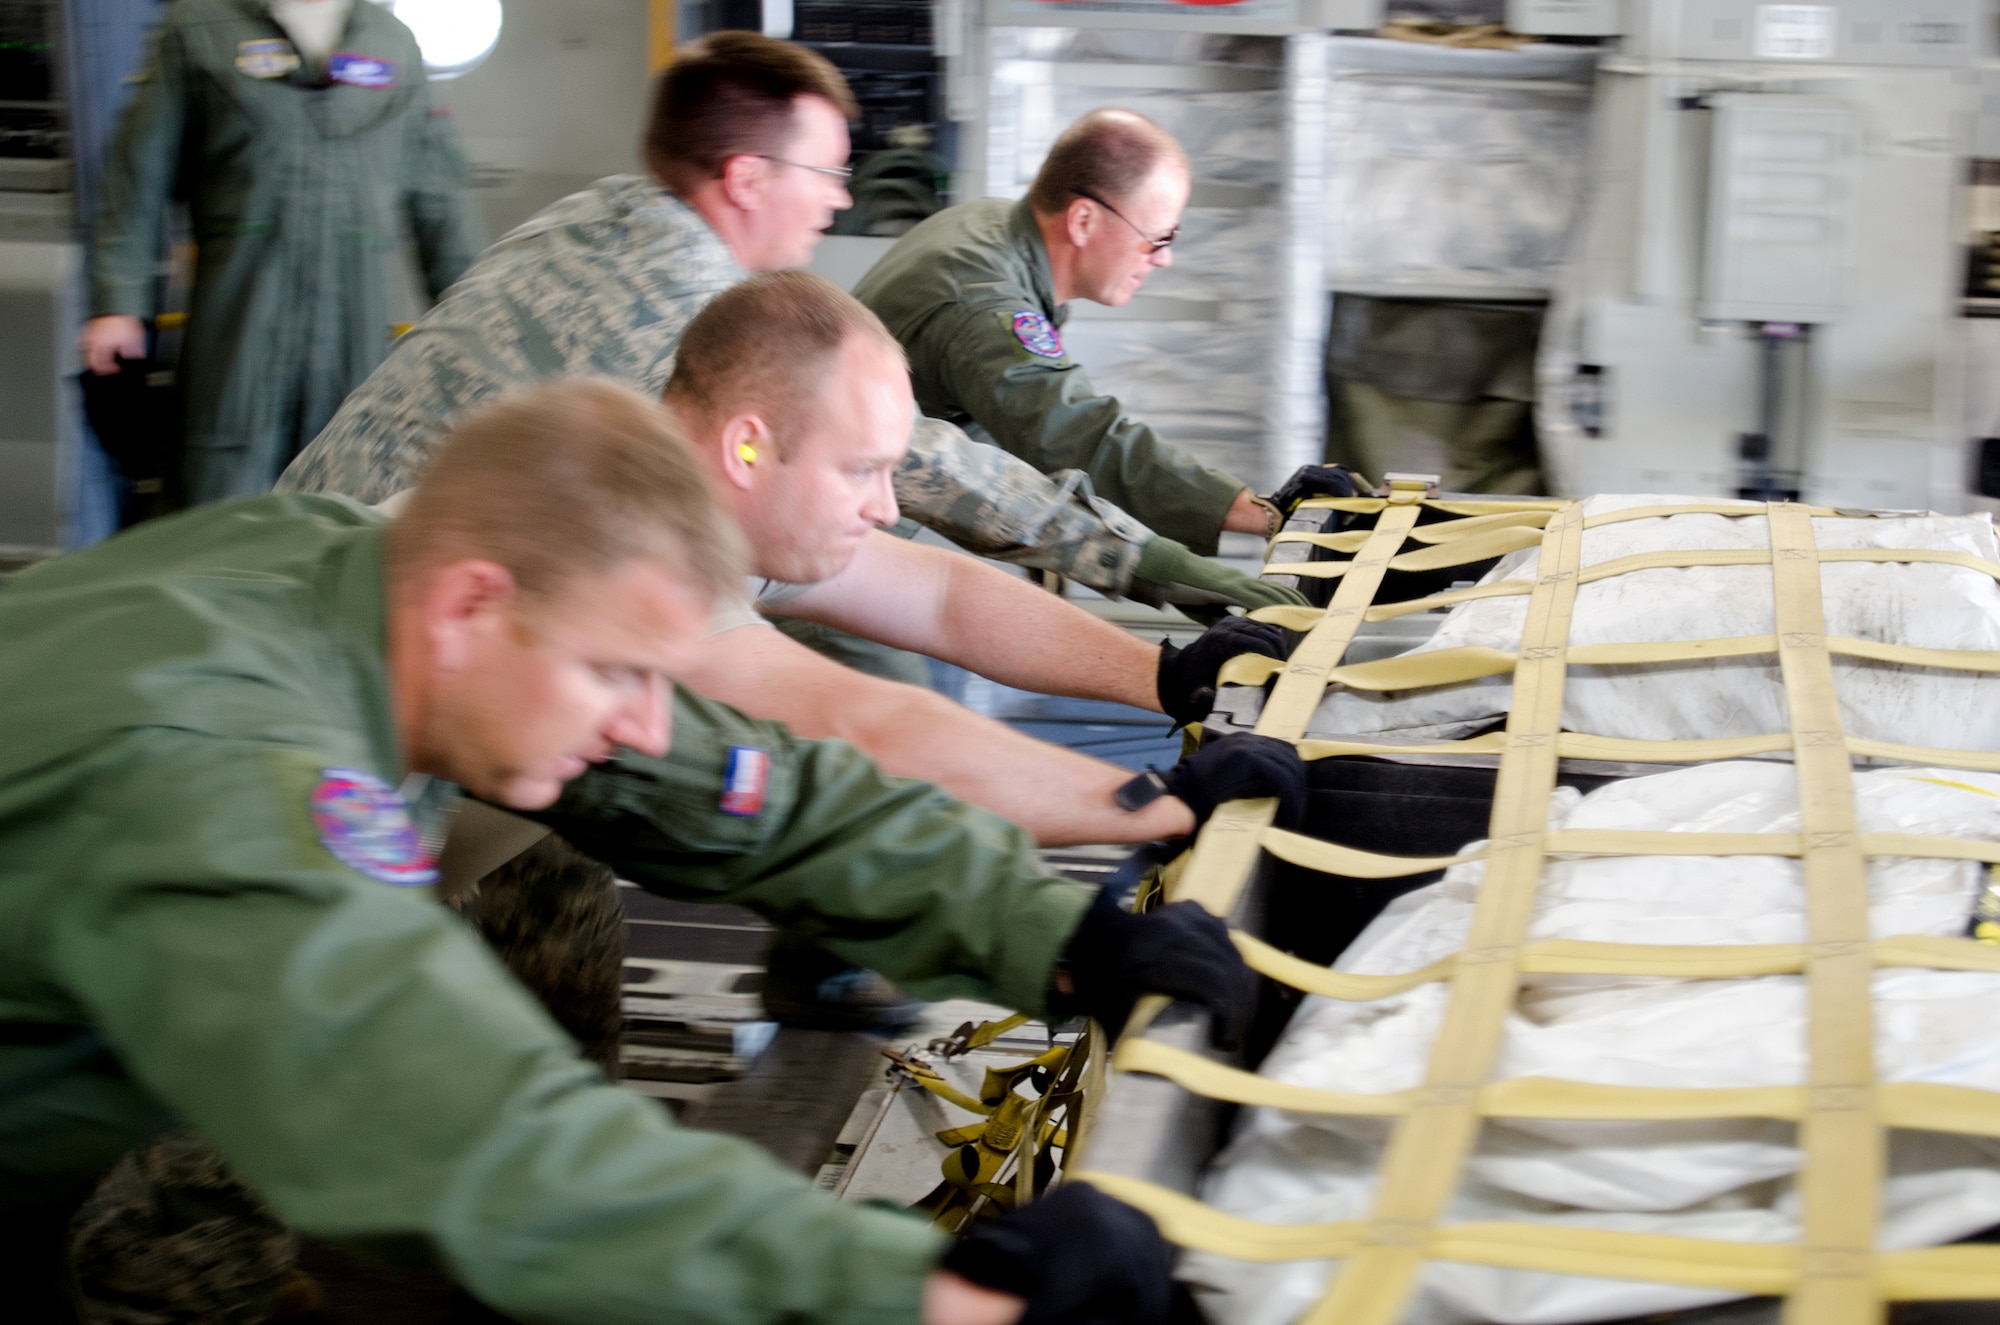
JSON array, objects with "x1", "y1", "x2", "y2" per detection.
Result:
[{"x1": 719, "y1": 746, "x2": 770, "y2": 816}]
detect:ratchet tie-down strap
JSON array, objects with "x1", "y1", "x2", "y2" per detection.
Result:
[
  {"x1": 891, "y1": 1014, "x2": 1099, "y2": 1232},
  {"x1": 1071, "y1": 497, "x2": 2000, "y2": 1320}
]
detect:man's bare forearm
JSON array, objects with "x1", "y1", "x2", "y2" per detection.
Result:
[
  {"x1": 931, "y1": 556, "x2": 1161, "y2": 712},
  {"x1": 836, "y1": 686, "x2": 1190, "y2": 847},
  {"x1": 674, "y1": 630, "x2": 1192, "y2": 847},
  {"x1": 786, "y1": 534, "x2": 1163, "y2": 714}
]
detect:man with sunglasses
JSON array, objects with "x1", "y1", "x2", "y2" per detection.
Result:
[{"x1": 854, "y1": 109, "x2": 1283, "y2": 563}]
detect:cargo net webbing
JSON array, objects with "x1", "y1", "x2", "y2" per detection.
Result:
[{"x1": 1073, "y1": 490, "x2": 2000, "y2": 1325}]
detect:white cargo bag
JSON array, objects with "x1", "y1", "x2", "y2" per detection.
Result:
[
  {"x1": 1302, "y1": 497, "x2": 2000, "y2": 746},
  {"x1": 1188, "y1": 761, "x2": 2000, "y2": 1325}
]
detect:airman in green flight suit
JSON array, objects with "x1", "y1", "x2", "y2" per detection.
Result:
[
  {"x1": 82, "y1": 0, "x2": 482, "y2": 504},
  {"x1": 0, "y1": 380, "x2": 1256, "y2": 1324},
  {"x1": 854, "y1": 109, "x2": 1285, "y2": 562}
]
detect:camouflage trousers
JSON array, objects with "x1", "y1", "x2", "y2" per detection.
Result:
[
  {"x1": 67, "y1": 835, "x2": 629, "y2": 1324},
  {"x1": 67, "y1": 1128, "x2": 297, "y2": 1325}
]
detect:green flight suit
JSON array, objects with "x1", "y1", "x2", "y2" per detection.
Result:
[
  {"x1": 0, "y1": 495, "x2": 1092, "y2": 1323},
  {"x1": 90, "y1": 0, "x2": 482, "y2": 505},
  {"x1": 853, "y1": 197, "x2": 1248, "y2": 555}
]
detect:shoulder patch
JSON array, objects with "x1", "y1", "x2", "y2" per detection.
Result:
[
  {"x1": 328, "y1": 53, "x2": 398, "y2": 89},
  {"x1": 719, "y1": 746, "x2": 770, "y2": 817},
  {"x1": 1011, "y1": 310, "x2": 1064, "y2": 359},
  {"x1": 235, "y1": 39, "x2": 301, "y2": 79},
  {"x1": 310, "y1": 768, "x2": 438, "y2": 886}
]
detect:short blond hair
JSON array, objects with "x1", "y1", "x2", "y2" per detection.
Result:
[
  {"x1": 388, "y1": 379, "x2": 745, "y2": 605},
  {"x1": 662, "y1": 270, "x2": 905, "y2": 455}
]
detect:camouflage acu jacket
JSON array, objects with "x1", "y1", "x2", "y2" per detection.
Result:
[{"x1": 276, "y1": 175, "x2": 1147, "y2": 592}]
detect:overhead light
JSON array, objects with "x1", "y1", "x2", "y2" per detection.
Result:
[{"x1": 390, "y1": 0, "x2": 503, "y2": 80}]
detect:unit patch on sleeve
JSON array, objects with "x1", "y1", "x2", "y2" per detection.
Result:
[
  {"x1": 235, "y1": 39, "x2": 301, "y2": 79},
  {"x1": 719, "y1": 746, "x2": 771, "y2": 817},
  {"x1": 1011, "y1": 310, "x2": 1065, "y2": 359},
  {"x1": 310, "y1": 768, "x2": 438, "y2": 886},
  {"x1": 328, "y1": 53, "x2": 398, "y2": 88}
]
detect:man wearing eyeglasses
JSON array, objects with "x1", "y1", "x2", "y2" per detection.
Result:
[
  {"x1": 280, "y1": 38, "x2": 1293, "y2": 620},
  {"x1": 853, "y1": 109, "x2": 1282, "y2": 563}
]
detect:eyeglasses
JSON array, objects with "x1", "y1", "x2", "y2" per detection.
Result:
[
  {"x1": 1075, "y1": 190, "x2": 1177, "y2": 251},
  {"x1": 757, "y1": 154, "x2": 854, "y2": 182}
]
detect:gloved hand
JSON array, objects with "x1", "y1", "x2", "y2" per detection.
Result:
[
  {"x1": 1156, "y1": 618, "x2": 1290, "y2": 728},
  {"x1": 1266, "y1": 464, "x2": 1366, "y2": 517},
  {"x1": 1162, "y1": 733, "x2": 1308, "y2": 831},
  {"x1": 940, "y1": 1183, "x2": 1195, "y2": 1325},
  {"x1": 1057, "y1": 882, "x2": 1257, "y2": 1050},
  {"x1": 1131, "y1": 536, "x2": 1308, "y2": 613}
]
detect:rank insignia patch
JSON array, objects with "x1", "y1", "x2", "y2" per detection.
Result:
[
  {"x1": 1012, "y1": 310, "x2": 1064, "y2": 359},
  {"x1": 311, "y1": 768, "x2": 438, "y2": 886},
  {"x1": 720, "y1": 746, "x2": 770, "y2": 817},
  {"x1": 328, "y1": 53, "x2": 398, "y2": 88},
  {"x1": 235, "y1": 39, "x2": 300, "y2": 79}
]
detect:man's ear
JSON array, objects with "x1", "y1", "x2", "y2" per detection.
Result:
[
  {"x1": 717, "y1": 152, "x2": 767, "y2": 213},
  {"x1": 718, "y1": 414, "x2": 773, "y2": 490},
  {"x1": 423, "y1": 559, "x2": 518, "y2": 672},
  {"x1": 1063, "y1": 197, "x2": 1098, "y2": 249}
]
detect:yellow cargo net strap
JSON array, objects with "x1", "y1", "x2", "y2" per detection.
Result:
[
  {"x1": 1102, "y1": 1037, "x2": 2000, "y2": 1138},
  {"x1": 1272, "y1": 509, "x2": 1554, "y2": 554},
  {"x1": 1169, "y1": 491, "x2": 1426, "y2": 918},
  {"x1": 1255, "y1": 825, "x2": 2000, "y2": 879},
  {"x1": 1229, "y1": 931, "x2": 2000, "y2": 1001},
  {"x1": 1765, "y1": 504, "x2": 1880, "y2": 1325},
  {"x1": 1079, "y1": 1171, "x2": 2000, "y2": 1300},
  {"x1": 1263, "y1": 542, "x2": 2000, "y2": 585},
  {"x1": 1072, "y1": 497, "x2": 2000, "y2": 1319},
  {"x1": 1215, "y1": 634, "x2": 2000, "y2": 692},
  {"x1": 1268, "y1": 501, "x2": 1852, "y2": 559},
  {"x1": 1298, "y1": 501, "x2": 1586, "y2": 1325},
  {"x1": 1251, "y1": 545, "x2": 2000, "y2": 631},
  {"x1": 1260, "y1": 501, "x2": 1843, "y2": 575},
  {"x1": 1294, "y1": 729, "x2": 2000, "y2": 777}
]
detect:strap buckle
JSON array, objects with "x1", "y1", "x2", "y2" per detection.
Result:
[{"x1": 1378, "y1": 472, "x2": 1441, "y2": 504}]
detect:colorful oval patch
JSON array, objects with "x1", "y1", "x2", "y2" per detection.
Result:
[
  {"x1": 328, "y1": 53, "x2": 398, "y2": 89},
  {"x1": 1012, "y1": 310, "x2": 1064, "y2": 359},
  {"x1": 310, "y1": 768, "x2": 437, "y2": 886}
]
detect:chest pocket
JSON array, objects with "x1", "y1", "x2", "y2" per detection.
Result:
[{"x1": 200, "y1": 26, "x2": 415, "y2": 142}]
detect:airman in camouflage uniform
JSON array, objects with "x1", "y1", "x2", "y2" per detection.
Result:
[
  {"x1": 277, "y1": 176, "x2": 1158, "y2": 596},
  {"x1": 67, "y1": 1129, "x2": 296, "y2": 1325}
]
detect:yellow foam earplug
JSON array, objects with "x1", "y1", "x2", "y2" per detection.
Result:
[{"x1": 737, "y1": 442, "x2": 758, "y2": 465}]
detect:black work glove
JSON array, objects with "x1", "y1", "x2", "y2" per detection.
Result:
[
  {"x1": 1156, "y1": 618, "x2": 1290, "y2": 728},
  {"x1": 1058, "y1": 883, "x2": 1257, "y2": 1050},
  {"x1": 943, "y1": 1183, "x2": 1197, "y2": 1325},
  {"x1": 1266, "y1": 464, "x2": 1365, "y2": 517},
  {"x1": 1162, "y1": 733, "x2": 1308, "y2": 831}
]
